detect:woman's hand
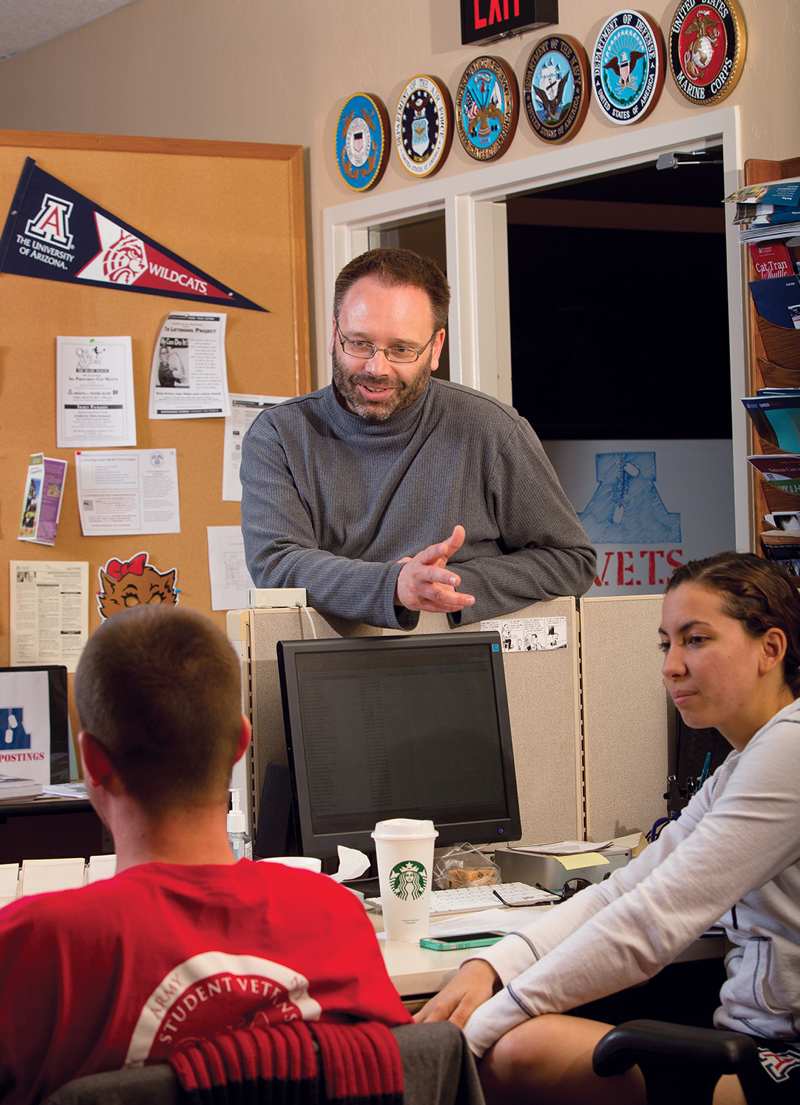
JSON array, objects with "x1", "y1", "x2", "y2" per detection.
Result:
[{"x1": 413, "y1": 959, "x2": 499, "y2": 1028}]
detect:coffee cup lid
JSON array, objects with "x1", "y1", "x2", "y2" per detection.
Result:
[{"x1": 371, "y1": 817, "x2": 438, "y2": 840}]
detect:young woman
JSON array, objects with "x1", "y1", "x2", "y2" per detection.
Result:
[{"x1": 417, "y1": 552, "x2": 800, "y2": 1104}]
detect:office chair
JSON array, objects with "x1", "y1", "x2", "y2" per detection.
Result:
[
  {"x1": 592, "y1": 1018, "x2": 763, "y2": 1105},
  {"x1": 44, "y1": 1022, "x2": 486, "y2": 1105}
]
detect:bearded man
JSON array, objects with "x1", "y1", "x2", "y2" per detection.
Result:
[{"x1": 241, "y1": 247, "x2": 594, "y2": 629}]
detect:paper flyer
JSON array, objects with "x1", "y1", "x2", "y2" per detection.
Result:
[
  {"x1": 10, "y1": 561, "x2": 89, "y2": 672},
  {"x1": 18, "y1": 454, "x2": 67, "y2": 546},
  {"x1": 0, "y1": 669, "x2": 52, "y2": 785},
  {"x1": 481, "y1": 615, "x2": 568, "y2": 652},
  {"x1": 149, "y1": 312, "x2": 230, "y2": 419},
  {"x1": 76, "y1": 448, "x2": 180, "y2": 536},
  {"x1": 56, "y1": 335, "x2": 136, "y2": 447},
  {"x1": 223, "y1": 394, "x2": 290, "y2": 501},
  {"x1": 207, "y1": 526, "x2": 253, "y2": 610}
]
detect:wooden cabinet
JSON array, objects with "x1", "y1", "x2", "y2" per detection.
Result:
[{"x1": 743, "y1": 156, "x2": 800, "y2": 549}]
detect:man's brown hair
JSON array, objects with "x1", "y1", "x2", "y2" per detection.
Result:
[
  {"x1": 333, "y1": 247, "x2": 451, "y2": 331},
  {"x1": 74, "y1": 606, "x2": 242, "y2": 810}
]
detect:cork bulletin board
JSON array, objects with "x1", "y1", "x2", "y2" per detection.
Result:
[{"x1": 0, "y1": 130, "x2": 310, "y2": 677}]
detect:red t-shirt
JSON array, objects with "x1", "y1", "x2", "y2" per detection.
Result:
[{"x1": 0, "y1": 860, "x2": 409, "y2": 1104}]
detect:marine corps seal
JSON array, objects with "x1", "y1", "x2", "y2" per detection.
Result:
[{"x1": 669, "y1": 0, "x2": 747, "y2": 105}]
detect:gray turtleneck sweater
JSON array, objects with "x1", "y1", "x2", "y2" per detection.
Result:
[{"x1": 240, "y1": 379, "x2": 595, "y2": 629}]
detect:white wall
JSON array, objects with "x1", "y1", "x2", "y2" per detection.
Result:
[{"x1": 0, "y1": 0, "x2": 798, "y2": 382}]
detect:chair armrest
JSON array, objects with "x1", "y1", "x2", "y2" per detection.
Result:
[
  {"x1": 593, "y1": 1018, "x2": 758, "y2": 1078},
  {"x1": 593, "y1": 1019, "x2": 763, "y2": 1105}
]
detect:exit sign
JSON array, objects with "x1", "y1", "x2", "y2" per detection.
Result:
[{"x1": 459, "y1": 0, "x2": 558, "y2": 45}]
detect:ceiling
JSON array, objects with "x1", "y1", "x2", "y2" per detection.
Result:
[{"x1": 0, "y1": 0, "x2": 137, "y2": 60}]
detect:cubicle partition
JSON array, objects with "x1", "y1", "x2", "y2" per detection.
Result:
[
  {"x1": 227, "y1": 595, "x2": 667, "y2": 849},
  {"x1": 581, "y1": 595, "x2": 667, "y2": 841}
]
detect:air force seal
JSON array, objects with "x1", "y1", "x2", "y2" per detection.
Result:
[
  {"x1": 592, "y1": 10, "x2": 665, "y2": 126},
  {"x1": 456, "y1": 55, "x2": 519, "y2": 162},
  {"x1": 524, "y1": 35, "x2": 590, "y2": 144},
  {"x1": 335, "y1": 93, "x2": 390, "y2": 191},
  {"x1": 669, "y1": 0, "x2": 747, "y2": 105},
  {"x1": 395, "y1": 75, "x2": 453, "y2": 178}
]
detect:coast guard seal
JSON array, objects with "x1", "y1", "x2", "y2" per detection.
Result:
[
  {"x1": 394, "y1": 75, "x2": 453, "y2": 178},
  {"x1": 524, "y1": 35, "x2": 590, "y2": 143},
  {"x1": 592, "y1": 10, "x2": 665, "y2": 126},
  {"x1": 669, "y1": 0, "x2": 747, "y2": 105},
  {"x1": 456, "y1": 55, "x2": 519, "y2": 162},
  {"x1": 335, "y1": 93, "x2": 390, "y2": 191}
]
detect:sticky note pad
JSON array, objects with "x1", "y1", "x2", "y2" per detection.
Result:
[{"x1": 557, "y1": 852, "x2": 609, "y2": 871}]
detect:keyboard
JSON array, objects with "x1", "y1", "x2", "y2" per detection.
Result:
[{"x1": 367, "y1": 881, "x2": 557, "y2": 916}]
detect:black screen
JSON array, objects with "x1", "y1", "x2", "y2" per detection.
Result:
[{"x1": 277, "y1": 633, "x2": 521, "y2": 859}]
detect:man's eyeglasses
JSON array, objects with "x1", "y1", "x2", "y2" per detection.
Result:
[{"x1": 335, "y1": 321, "x2": 437, "y2": 365}]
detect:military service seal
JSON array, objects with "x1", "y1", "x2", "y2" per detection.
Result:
[
  {"x1": 456, "y1": 55, "x2": 519, "y2": 162},
  {"x1": 523, "y1": 34, "x2": 590, "y2": 143},
  {"x1": 335, "y1": 93, "x2": 390, "y2": 192},
  {"x1": 669, "y1": 0, "x2": 747, "y2": 106},
  {"x1": 394, "y1": 75, "x2": 453, "y2": 178},
  {"x1": 592, "y1": 10, "x2": 665, "y2": 126}
]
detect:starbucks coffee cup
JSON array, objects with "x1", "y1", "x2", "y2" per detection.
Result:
[{"x1": 372, "y1": 818, "x2": 438, "y2": 943}]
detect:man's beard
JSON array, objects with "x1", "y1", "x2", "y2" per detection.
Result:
[{"x1": 332, "y1": 346, "x2": 433, "y2": 423}]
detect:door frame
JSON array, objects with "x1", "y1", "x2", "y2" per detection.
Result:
[{"x1": 322, "y1": 106, "x2": 746, "y2": 548}]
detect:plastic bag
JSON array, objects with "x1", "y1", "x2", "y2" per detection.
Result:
[{"x1": 433, "y1": 843, "x2": 499, "y2": 890}]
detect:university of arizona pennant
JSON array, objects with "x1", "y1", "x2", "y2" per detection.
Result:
[{"x1": 0, "y1": 158, "x2": 267, "y2": 312}]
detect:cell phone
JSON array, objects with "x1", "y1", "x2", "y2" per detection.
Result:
[{"x1": 419, "y1": 932, "x2": 503, "y2": 951}]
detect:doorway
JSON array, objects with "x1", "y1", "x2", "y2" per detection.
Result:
[{"x1": 506, "y1": 152, "x2": 735, "y2": 593}]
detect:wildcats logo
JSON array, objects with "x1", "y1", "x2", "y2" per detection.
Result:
[
  {"x1": 77, "y1": 212, "x2": 223, "y2": 297},
  {"x1": 0, "y1": 158, "x2": 266, "y2": 311}
]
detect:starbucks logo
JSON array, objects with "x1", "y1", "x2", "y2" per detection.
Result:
[{"x1": 389, "y1": 859, "x2": 427, "y2": 901}]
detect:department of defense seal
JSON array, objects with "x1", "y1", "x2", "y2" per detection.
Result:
[
  {"x1": 669, "y1": 0, "x2": 747, "y2": 105},
  {"x1": 456, "y1": 55, "x2": 519, "y2": 161},
  {"x1": 592, "y1": 10, "x2": 665, "y2": 126},
  {"x1": 394, "y1": 75, "x2": 453, "y2": 178},
  {"x1": 523, "y1": 34, "x2": 590, "y2": 143},
  {"x1": 335, "y1": 93, "x2": 390, "y2": 191}
]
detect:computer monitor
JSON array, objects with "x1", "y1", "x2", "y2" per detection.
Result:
[
  {"x1": 276, "y1": 631, "x2": 521, "y2": 864},
  {"x1": 0, "y1": 666, "x2": 70, "y2": 784}
]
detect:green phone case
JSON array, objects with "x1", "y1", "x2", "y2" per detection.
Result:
[{"x1": 419, "y1": 934, "x2": 502, "y2": 951}]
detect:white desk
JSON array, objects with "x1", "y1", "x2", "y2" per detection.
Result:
[{"x1": 374, "y1": 913, "x2": 727, "y2": 1001}]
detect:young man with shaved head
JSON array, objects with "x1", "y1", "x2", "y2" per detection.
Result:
[{"x1": 0, "y1": 606, "x2": 408, "y2": 1103}]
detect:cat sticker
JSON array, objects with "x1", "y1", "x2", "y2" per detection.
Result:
[{"x1": 97, "y1": 552, "x2": 179, "y2": 620}]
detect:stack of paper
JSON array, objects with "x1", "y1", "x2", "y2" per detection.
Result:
[
  {"x1": 0, "y1": 775, "x2": 43, "y2": 801},
  {"x1": 726, "y1": 180, "x2": 800, "y2": 241}
]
